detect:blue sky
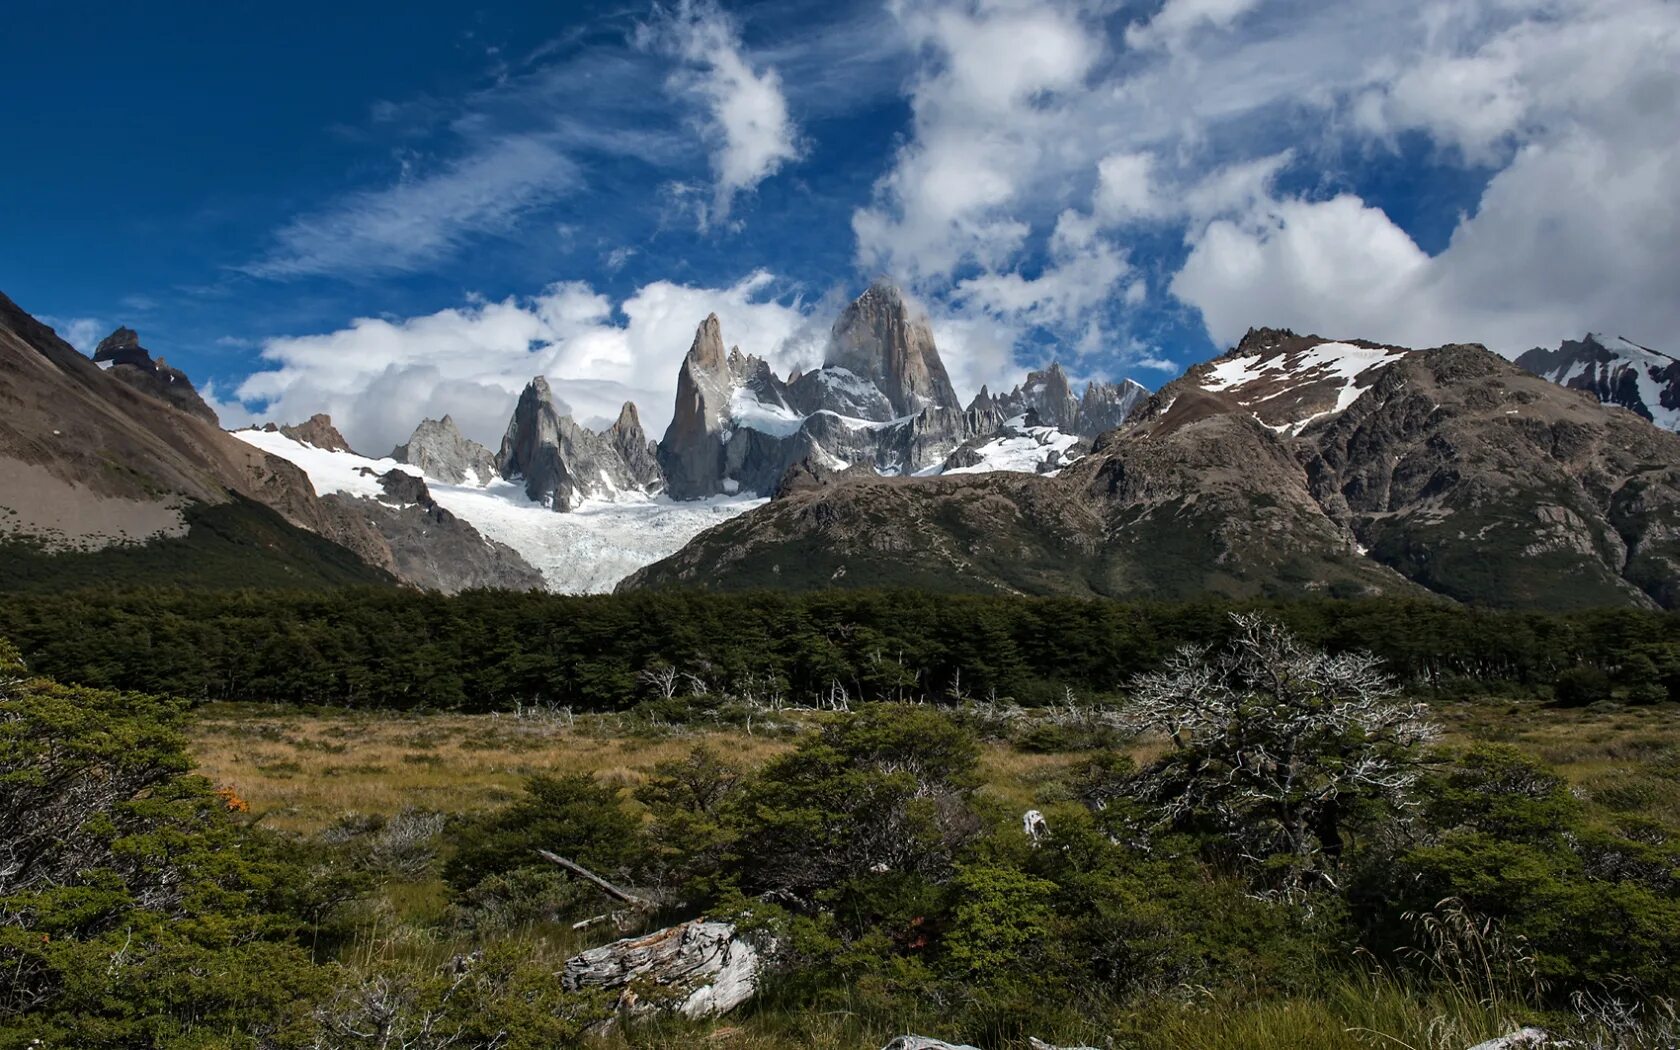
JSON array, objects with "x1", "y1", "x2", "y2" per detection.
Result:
[{"x1": 5, "y1": 0, "x2": 1677, "y2": 453}]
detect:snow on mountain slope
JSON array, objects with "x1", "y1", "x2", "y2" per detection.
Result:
[
  {"x1": 1515, "y1": 334, "x2": 1680, "y2": 431},
  {"x1": 1191, "y1": 332, "x2": 1410, "y2": 432},
  {"x1": 921, "y1": 416, "x2": 1085, "y2": 477},
  {"x1": 233, "y1": 428, "x2": 763, "y2": 593}
]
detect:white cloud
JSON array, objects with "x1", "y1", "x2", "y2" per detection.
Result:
[
  {"x1": 853, "y1": 0, "x2": 1101, "y2": 282},
  {"x1": 1094, "y1": 152, "x2": 1165, "y2": 223},
  {"x1": 1167, "y1": 0, "x2": 1680, "y2": 355},
  {"x1": 199, "y1": 380, "x2": 259, "y2": 430},
  {"x1": 843, "y1": 0, "x2": 1680, "y2": 380},
  {"x1": 43, "y1": 316, "x2": 108, "y2": 355},
  {"x1": 245, "y1": 136, "x2": 579, "y2": 279},
  {"x1": 1125, "y1": 0, "x2": 1262, "y2": 50},
  {"x1": 639, "y1": 0, "x2": 801, "y2": 225},
  {"x1": 228, "y1": 272, "x2": 812, "y2": 455},
  {"x1": 1172, "y1": 194, "x2": 1431, "y2": 348}
]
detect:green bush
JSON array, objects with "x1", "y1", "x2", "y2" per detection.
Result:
[{"x1": 1553, "y1": 665, "x2": 1612, "y2": 707}]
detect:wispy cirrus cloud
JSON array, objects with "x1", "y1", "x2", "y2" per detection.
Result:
[{"x1": 242, "y1": 135, "x2": 579, "y2": 280}]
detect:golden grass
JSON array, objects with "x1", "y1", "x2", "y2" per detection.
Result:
[
  {"x1": 188, "y1": 696, "x2": 1680, "y2": 835},
  {"x1": 188, "y1": 704, "x2": 797, "y2": 834}
]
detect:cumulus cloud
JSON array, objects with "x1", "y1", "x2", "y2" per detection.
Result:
[
  {"x1": 228, "y1": 272, "x2": 811, "y2": 455},
  {"x1": 843, "y1": 0, "x2": 1680, "y2": 379},
  {"x1": 1167, "y1": 0, "x2": 1680, "y2": 355},
  {"x1": 853, "y1": 0, "x2": 1100, "y2": 282},
  {"x1": 639, "y1": 0, "x2": 801, "y2": 226}
]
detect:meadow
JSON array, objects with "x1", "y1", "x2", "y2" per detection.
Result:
[{"x1": 174, "y1": 694, "x2": 1680, "y2": 1050}]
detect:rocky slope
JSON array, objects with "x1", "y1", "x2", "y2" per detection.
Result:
[
  {"x1": 626, "y1": 329, "x2": 1680, "y2": 611},
  {"x1": 320, "y1": 470, "x2": 544, "y2": 594},
  {"x1": 0, "y1": 291, "x2": 392, "y2": 584},
  {"x1": 1515, "y1": 334, "x2": 1680, "y2": 430}
]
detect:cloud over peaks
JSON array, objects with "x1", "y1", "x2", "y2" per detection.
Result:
[
  {"x1": 228, "y1": 273, "x2": 812, "y2": 455},
  {"x1": 639, "y1": 0, "x2": 802, "y2": 227}
]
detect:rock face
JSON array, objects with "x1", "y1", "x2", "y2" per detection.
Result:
[
  {"x1": 1075, "y1": 377, "x2": 1149, "y2": 436},
  {"x1": 497, "y1": 378, "x2": 663, "y2": 509},
  {"x1": 979, "y1": 366, "x2": 1147, "y2": 439},
  {"x1": 625, "y1": 331, "x2": 1680, "y2": 612},
  {"x1": 261, "y1": 413, "x2": 355, "y2": 453},
  {"x1": 828, "y1": 281, "x2": 962, "y2": 417},
  {"x1": 657, "y1": 285, "x2": 1035, "y2": 500},
  {"x1": 92, "y1": 326, "x2": 220, "y2": 426},
  {"x1": 390, "y1": 415, "x2": 496, "y2": 484},
  {"x1": 321, "y1": 470, "x2": 544, "y2": 593},
  {"x1": 562, "y1": 920, "x2": 760, "y2": 1020},
  {"x1": 1516, "y1": 333, "x2": 1680, "y2": 430},
  {"x1": 994, "y1": 363, "x2": 1079, "y2": 430},
  {"x1": 0, "y1": 290, "x2": 392, "y2": 583}
]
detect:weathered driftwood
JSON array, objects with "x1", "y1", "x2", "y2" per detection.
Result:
[
  {"x1": 1466, "y1": 1030, "x2": 1558, "y2": 1050},
  {"x1": 882, "y1": 1038, "x2": 1096, "y2": 1050},
  {"x1": 535, "y1": 849, "x2": 654, "y2": 910},
  {"x1": 562, "y1": 919, "x2": 760, "y2": 1019},
  {"x1": 1022, "y1": 808, "x2": 1049, "y2": 845}
]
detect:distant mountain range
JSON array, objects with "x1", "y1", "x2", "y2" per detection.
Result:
[
  {"x1": 627, "y1": 328, "x2": 1680, "y2": 610},
  {"x1": 1514, "y1": 333, "x2": 1680, "y2": 429},
  {"x1": 6, "y1": 282, "x2": 1680, "y2": 610}
]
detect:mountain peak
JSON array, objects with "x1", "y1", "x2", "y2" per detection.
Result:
[
  {"x1": 686, "y1": 315, "x2": 728, "y2": 373},
  {"x1": 275, "y1": 413, "x2": 354, "y2": 453},
  {"x1": 829, "y1": 281, "x2": 961, "y2": 417},
  {"x1": 93, "y1": 326, "x2": 144, "y2": 363}
]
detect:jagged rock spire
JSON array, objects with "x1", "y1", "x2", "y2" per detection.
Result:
[{"x1": 827, "y1": 281, "x2": 962, "y2": 418}]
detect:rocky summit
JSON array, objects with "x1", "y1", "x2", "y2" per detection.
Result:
[
  {"x1": 497, "y1": 377, "x2": 662, "y2": 509},
  {"x1": 1516, "y1": 333, "x2": 1680, "y2": 430},
  {"x1": 391, "y1": 415, "x2": 497, "y2": 485},
  {"x1": 92, "y1": 325, "x2": 220, "y2": 426},
  {"x1": 655, "y1": 283, "x2": 1086, "y2": 500}
]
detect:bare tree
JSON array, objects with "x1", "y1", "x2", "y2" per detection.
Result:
[
  {"x1": 1119, "y1": 613, "x2": 1437, "y2": 894},
  {"x1": 637, "y1": 664, "x2": 681, "y2": 701}
]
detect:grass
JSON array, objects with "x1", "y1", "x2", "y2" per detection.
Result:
[
  {"x1": 181, "y1": 696, "x2": 1680, "y2": 1049},
  {"x1": 190, "y1": 695, "x2": 1680, "y2": 835},
  {"x1": 189, "y1": 703, "x2": 799, "y2": 834}
]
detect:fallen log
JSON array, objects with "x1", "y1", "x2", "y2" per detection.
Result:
[{"x1": 562, "y1": 919, "x2": 761, "y2": 1020}]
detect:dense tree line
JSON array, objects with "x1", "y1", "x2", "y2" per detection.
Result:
[{"x1": 3, "y1": 588, "x2": 1679, "y2": 710}]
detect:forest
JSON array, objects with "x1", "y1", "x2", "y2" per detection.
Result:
[{"x1": 3, "y1": 587, "x2": 1679, "y2": 711}]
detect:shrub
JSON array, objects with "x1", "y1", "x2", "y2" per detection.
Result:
[
  {"x1": 1553, "y1": 665, "x2": 1612, "y2": 707},
  {"x1": 443, "y1": 773, "x2": 639, "y2": 901}
]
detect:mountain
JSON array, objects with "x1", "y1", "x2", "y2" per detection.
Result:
[
  {"x1": 0, "y1": 291, "x2": 393, "y2": 589},
  {"x1": 656, "y1": 282, "x2": 1089, "y2": 500},
  {"x1": 1515, "y1": 334, "x2": 1680, "y2": 429},
  {"x1": 496, "y1": 377, "x2": 663, "y2": 508},
  {"x1": 391, "y1": 415, "x2": 496, "y2": 484},
  {"x1": 625, "y1": 329, "x2": 1680, "y2": 611},
  {"x1": 981, "y1": 362, "x2": 1147, "y2": 437},
  {"x1": 236, "y1": 423, "x2": 760, "y2": 593},
  {"x1": 323, "y1": 469, "x2": 544, "y2": 594},
  {"x1": 92, "y1": 326, "x2": 220, "y2": 425}
]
